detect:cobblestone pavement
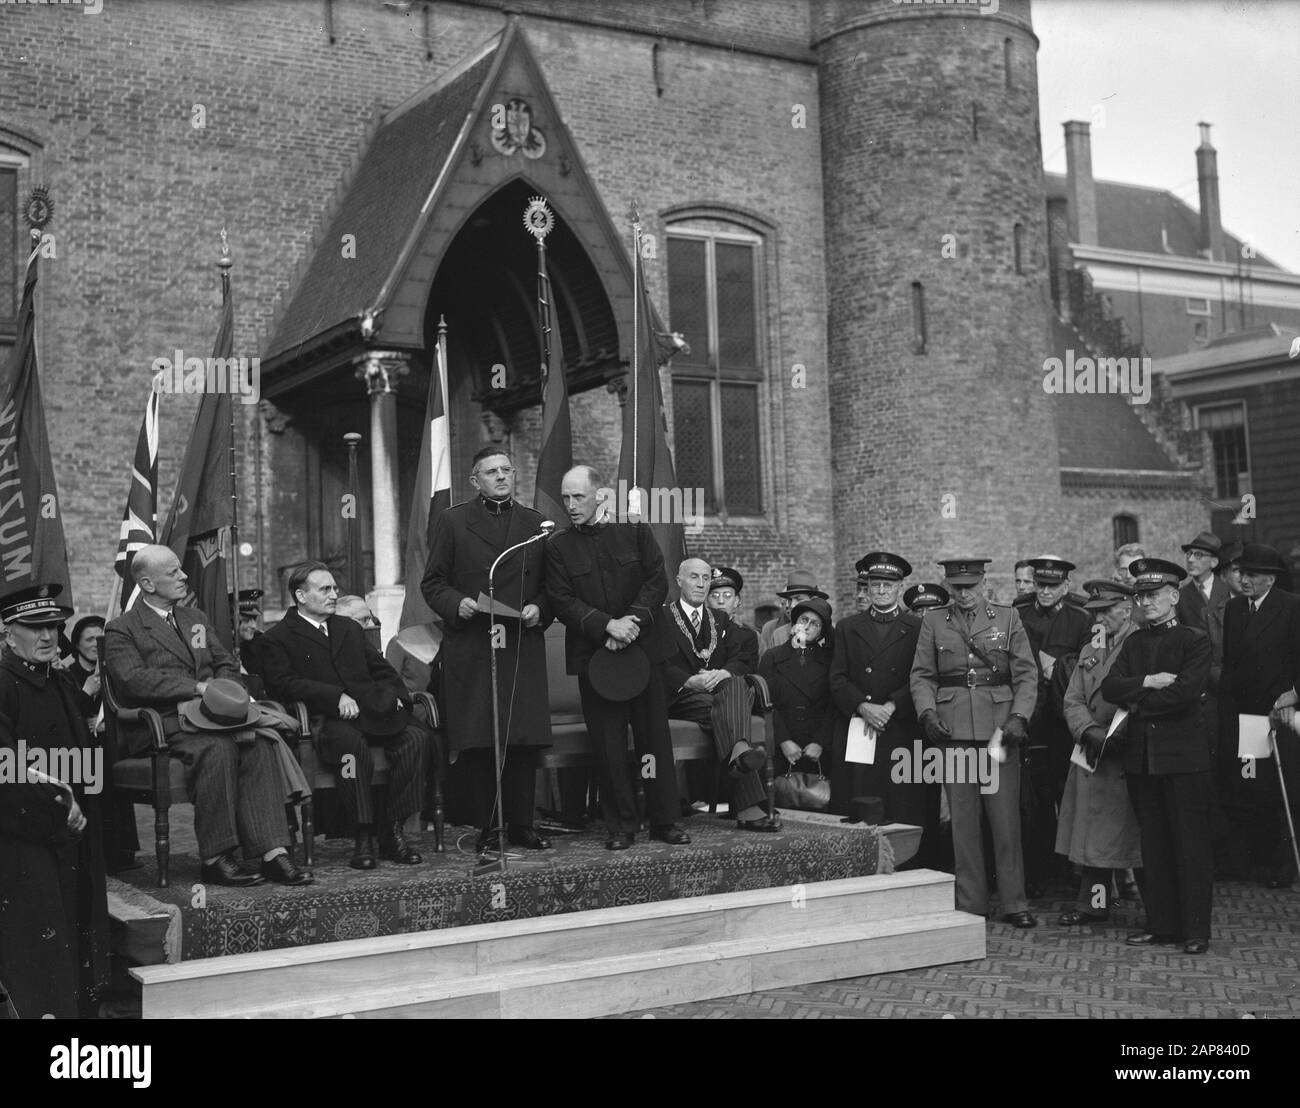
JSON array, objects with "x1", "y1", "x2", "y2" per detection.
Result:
[{"x1": 615, "y1": 880, "x2": 1300, "y2": 1019}]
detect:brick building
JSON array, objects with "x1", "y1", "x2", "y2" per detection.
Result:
[{"x1": 0, "y1": 0, "x2": 1260, "y2": 631}]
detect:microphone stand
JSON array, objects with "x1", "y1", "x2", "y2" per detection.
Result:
[{"x1": 475, "y1": 522, "x2": 555, "y2": 876}]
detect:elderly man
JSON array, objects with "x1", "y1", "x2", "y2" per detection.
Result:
[
  {"x1": 758, "y1": 571, "x2": 829, "y2": 654},
  {"x1": 103, "y1": 545, "x2": 311, "y2": 886},
  {"x1": 1219, "y1": 543, "x2": 1300, "y2": 888},
  {"x1": 1056, "y1": 578, "x2": 1143, "y2": 927},
  {"x1": 261, "y1": 562, "x2": 427, "y2": 870},
  {"x1": 545, "y1": 465, "x2": 689, "y2": 850},
  {"x1": 911, "y1": 557, "x2": 1038, "y2": 926},
  {"x1": 1101, "y1": 557, "x2": 1213, "y2": 953},
  {"x1": 665, "y1": 557, "x2": 774, "y2": 830},
  {"x1": 421, "y1": 446, "x2": 553, "y2": 855},
  {"x1": 0, "y1": 584, "x2": 109, "y2": 1017}
]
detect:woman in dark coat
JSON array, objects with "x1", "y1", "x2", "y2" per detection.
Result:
[
  {"x1": 0, "y1": 584, "x2": 110, "y2": 1018},
  {"x1": 758, "y1": 598, "x2": 835, "y2": 807}
]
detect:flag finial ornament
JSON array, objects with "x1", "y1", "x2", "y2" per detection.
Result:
[
  {"x1": 24, "y1": 186, "x2": 53, "y2": 232},
  {"x1": 218, "y1": 227, "x2": 232, "y2": 271},
  {"x1": 523, "y1": 197, "x2": 554, "y2": 242}
]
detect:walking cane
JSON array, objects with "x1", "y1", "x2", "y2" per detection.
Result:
[{"x1": 1269, "y1": 725, "x2": 1300, "y2": 879}]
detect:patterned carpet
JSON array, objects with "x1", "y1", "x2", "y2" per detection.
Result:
[{"x1": 113, "y1": 809, "x2": 888, "y2": 960}]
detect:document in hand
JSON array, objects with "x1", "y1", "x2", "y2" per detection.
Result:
[
  {"x1": 474, "y1": 592, "x2": 522, "y2": 619},
  {"x1": 845, "y1": 717, "x2": 877, "y2": 764},
  {"x1": 1238, "y1": 714, "x2": 1273, "y2": 759}
]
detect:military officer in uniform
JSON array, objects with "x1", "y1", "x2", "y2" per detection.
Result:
[
  {"x1": 1100, "y1": 557, "x2": 1213, "y2": 953},
  {"x1": 830, "y1": 553, "x2": 938, "y2": 865},
  {"x1": 911, "y1": 558, "x2": 1039, "y2": 926}
]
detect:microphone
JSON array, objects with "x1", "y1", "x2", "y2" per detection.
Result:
[{"x1": 539, "y1": 520, "x2": 556, "y2": 537}]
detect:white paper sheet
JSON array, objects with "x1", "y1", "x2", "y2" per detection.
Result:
[
  {"x1": 1238, "y1": 714, "x2": 1274, "y2": 759},
  {"x1": 845, "y1": 717, "x2": 877, "y2": 765},
  {"x1": 1069, "y1": 743, "x2": 1096, "y2": 775},
  {"x1": 1106, "y1": 707, "x2": 1129, "y2": 739}
]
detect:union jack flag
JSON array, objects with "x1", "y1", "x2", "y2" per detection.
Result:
[{"x1": 114, "y1": 378, "x2": 161, "y2": 611}]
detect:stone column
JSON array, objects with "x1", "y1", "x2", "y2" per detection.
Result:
[{"x1": 355, "y1": 350, "x2": 409, "y2": 649}]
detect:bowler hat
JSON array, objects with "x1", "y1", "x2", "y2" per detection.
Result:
[
  {"x1": 587, "y1": 642, "x2": 651, "y2": 702},
  {"x1": 179, "y1": 678, "x2": 261, "y2": 731},
  {"x1": 775, "y1": 570, "x2": 828, "y2": 600},
  {"x1": 1236, "y1": 543, "x2": 1286, "y2": 575}
]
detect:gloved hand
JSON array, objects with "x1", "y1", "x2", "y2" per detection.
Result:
[
  {"x1": 780, "y1": 740, "x2": 803, "y2": 763},
  {"x1": 804, "y1": 742, "x2": 824, "y2": 761},
  {"x1": 1002, "y1": 713, "x2": 1029, "y2": 745},
  {"x1": 921, "y1": 709, "x2": 951, "y2": 744},
  {"x1": 1082, "y1": 725, "x2": 1107, "y2": 766}
]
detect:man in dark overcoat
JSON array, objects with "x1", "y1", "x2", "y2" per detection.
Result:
[
  {"x1": 421, "y1": 447, "x2": 552, "y2": 853},
  {"x1": 261, "y1": 562, "x2": 427, "y2": 870},
  {"x1": 1101, "y1": 557, "x2": 1213, "y2": 953},
  {"x1": 830, "y1": 552, "x2": 937, "y2": 864},
  {"x1": 1218, "y1": 543, "x2": 1300, "y2": 887},
  {"x1": 0, "y1": 584, "x2": 109, "y2": 1018}
]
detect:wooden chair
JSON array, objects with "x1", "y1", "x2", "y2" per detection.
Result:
[
  {"x1": 104, "y1": 672, "x2": 314, "y2": 886},
  {"x1": 287, "y1": 691, "x2": 446, "y2": 863}
]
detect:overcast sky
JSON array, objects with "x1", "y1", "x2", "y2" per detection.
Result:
[{"x1": 1034, "y1": 0, "x2": 1300, "y2": 271}]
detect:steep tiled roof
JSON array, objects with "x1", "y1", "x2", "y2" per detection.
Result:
[
  {"x1": 264, "y1": 42, "x2": 499, "y2": 364},
  {"x1": 1045, "y1": 174, "x2": 1280, "y2": 269}
]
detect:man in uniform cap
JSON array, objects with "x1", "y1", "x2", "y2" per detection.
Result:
[
  {"x1": 0, "y1": 584, "x2": 110, "y2": 1017},
  {"x1": 235, "y1": 588, "x2": 267, "y2": 698},
  {"x1": 1218, "y1": 543, "x2": 1300, "y2": 887},
  {"x1": 830, "y1": 553, "x2": 938, "y2": 865},
  {"x1": 904, "y1": 583, "x2": 949, "y2": 613},
  {"x1": 758, "y1": 570, "x2": 828, "y2": 655},
  {"x1": 1017, "y1": 555, "x2": 1092, "y2": 896},
  {"x1": 910, "y1": 558, "x2": 1039, "y2": 926},
  {"x1": 1101, "y1": 557, "x2": 1213, "y2": 952}
]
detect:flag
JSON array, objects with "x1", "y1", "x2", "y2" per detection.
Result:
[
  {"x1": 395, "y1": 319, "x2": 453, "y2": 663},
  {"x1": 617, "y1": 224, "x2": 687, "y2": 578},
  {"x1": 0, "y1": 231, "x2": 72, "y2": 601},
  {"x1": 534, "y1": 248, "x2": 571, "y2": 527},
  {"x1": 114, "y1": 378, "x2": 161, "y2": 612},
  {"x1": 158, "y1": 287, "x2": 234, "y2": 648}
]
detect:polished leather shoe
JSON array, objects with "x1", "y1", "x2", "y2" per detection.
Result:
[
  {"x1": 349, "y1": 833, "x2": 377, "y2": 871},
  {"x1": 379, "y1": 822, "x2": 422, "y2": 865},
  {"x1": 507, "y1": 825, "x2": 551, "y2": 850},
  {"x1": 261, "y1": 853, "x2": 314, "y2": 886},
  {"x1": 1058, "y1": 909, "x2": 1108, "y2": 926},
  {"x1": 605, "y1": 832, "x2": 635, "y2": 850},
  {"x1": 649, "y1": 825, "x2": 691, "y2": 845},
  {"x1": 730, "y1": 744, "x2": 767, "y2": 776},
  {"x1": 1183, "y1": 939, "x2": 1209, "y2": 954},
  {"x1": 1002, "y1": 911, "x2": 1037, "y2": 929},
  {"x1": 200, "y1": 851, "x2": 265, "y2": 887},
  {"x1": 737, "y1": 814, "x2": 782, "y2": 833},
  {"x1": 1126, "y1": 931, "x2": 1179, "y2": 946}
]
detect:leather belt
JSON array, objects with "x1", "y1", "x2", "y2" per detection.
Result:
[{"x1": 937, "y1": 671, "x2": 1010, "y2": 689}]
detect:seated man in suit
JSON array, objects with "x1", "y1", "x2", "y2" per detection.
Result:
[
  {"x1": 260, "y1": 561, "x2": 427, "y2": 871},
  {"x1": 665, "y1": 557, "x2": 775, "y2": 831},
  {"x1": 103, "y1": 545, "x2": 312, "y2": 887}
]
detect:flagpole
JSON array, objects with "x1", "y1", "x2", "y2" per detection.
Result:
[
  {"x1": 219, "y1": 228, "x2": 242, "y2": 672},
  {"x1": 437, "y1": 315, "x2": 453, "y2": 508},
  {"x1": 630, "y1": 204, "x2": 641, "y2": 519}
]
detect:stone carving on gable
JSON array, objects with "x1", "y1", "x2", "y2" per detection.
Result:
[{"x1": 491, "y1": 97, "x2": 546, "y2": 159}]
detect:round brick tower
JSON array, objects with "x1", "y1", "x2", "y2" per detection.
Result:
[{"x1": 812, "y1": 0, "x2": 1060, "y2": 602}]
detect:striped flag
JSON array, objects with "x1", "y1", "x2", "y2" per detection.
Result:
[
  {"x1": 617, "y1": 220, "x2": 687, "y2": 579},
  {"x1": 534, "y1": 248, "x2": 571, "y2": 526},
  {"x1": 113, "y1": 378, "x2": 161, "y2": 612},
  {"x1": 0, "y1": 227, "x2": 72, "y2": 601},
  {"x1": 159, "y1": 285, "x2": 235, "y2": 649},
  {"x1": 395, "y1": 317, "x2": 452, "y2": 662}
]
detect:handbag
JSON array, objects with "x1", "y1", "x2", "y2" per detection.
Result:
[{"x1": 774, "y1": 757, "x2": 830, "y2": 811}]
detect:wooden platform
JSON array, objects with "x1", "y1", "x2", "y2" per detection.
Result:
[{"x1": 131, "y1": 869, "x2": 982, "y2": 1018}]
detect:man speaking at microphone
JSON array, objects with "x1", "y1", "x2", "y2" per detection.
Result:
[{"x1": 423, "y1": 447, "x2": 554, "y2": 855}]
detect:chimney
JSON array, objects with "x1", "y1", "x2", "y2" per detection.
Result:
[
  {"x1": 1196, "y1": 122, "x2": 1223, "y2": 262},
  {"x1": 1063, "y1": 121, "x2": 1098, "y2": 247}
]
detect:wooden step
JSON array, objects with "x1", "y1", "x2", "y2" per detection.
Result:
[{"x1": 133, "y1": 871, "x2": 981, "y2": 1018}]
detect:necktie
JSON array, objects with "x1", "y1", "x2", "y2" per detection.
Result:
[
  {"x1": 166, "y1": 611, "x2": 189, "y2": 652},
  {"x1": 690, "y1": 608, "x2": 701, "y2": 633}
]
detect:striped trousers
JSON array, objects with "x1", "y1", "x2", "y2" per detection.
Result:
[
  {"x1": 669, "y1": 676, "x2": 765, "y2": 812},
  {"x1": 314, "y1": 718, "x2": 428, "y2": 827},
  {"x1": 169, "y1": 732, "x2": 290, "y2": 859}
]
